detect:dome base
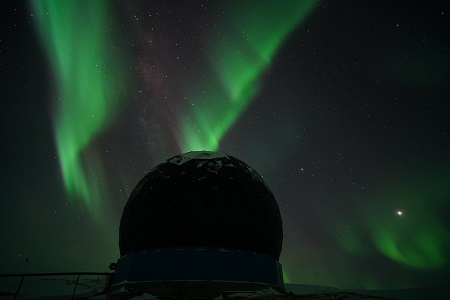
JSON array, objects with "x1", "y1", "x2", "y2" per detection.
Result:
[{"x1": 111, "y1": 247, "x2": 284, "y2": 297}]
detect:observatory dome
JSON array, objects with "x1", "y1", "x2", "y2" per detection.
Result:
[{"x1": 119, "y1": 151, "x2": 283, "y2": 259}]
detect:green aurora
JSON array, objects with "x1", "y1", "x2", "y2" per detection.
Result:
[
  {"x1": 32, "y1": 0, "x2": 128, "y2": 212},
  {"x1": 26, "y1": 0, "x2": 450, "y2": 289},
  {"x1": 181, "y1": 0, "x2": 317, "y2": 151},
  {"x1": 313, "y1": 167, "x2": 450, "y2": 287},
  {"x1": 32, "y1": 0, "x2": 318, "y2": 208},
  {"x1": 368, "y1": 172, "x2": 450, "y2": 270}
]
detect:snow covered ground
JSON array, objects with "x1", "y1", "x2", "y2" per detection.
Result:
[
  {"x1": 284, "y1": 284, "x2": 450, "y2": 300},
  {"x1": 1, "y1": 277, "x2": 449, "y2": 299},
  {"x1": 0, "y1": 275, "x2": 107, "y2": 299}
]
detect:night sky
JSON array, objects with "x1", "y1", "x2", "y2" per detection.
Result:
[{"x1": 2, "y1": 0, "x2": 450, "y2": 290}]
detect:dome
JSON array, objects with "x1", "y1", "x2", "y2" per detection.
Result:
[{"x1": 119, "y1": 151, "x2": 283, "y2": 259}]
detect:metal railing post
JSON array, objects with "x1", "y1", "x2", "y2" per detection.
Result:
[{"x1": 71, "y1": 274, "x2": 81, "y2": 299}]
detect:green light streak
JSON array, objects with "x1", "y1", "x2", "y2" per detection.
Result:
[
  {"x1": 32, "y1": 0, "x2": 128, "y2": 208},
  {"x1": 333, "y1": 168, "x2": 450, "y2": 270},
  {"x1": 181, "y1": 0, "x2": 317, "y2": 151},
  {"x1": 374, "y1": 222, "x2": 448, "y2": 269},
  {"x1": 369, "y1": 186, "x2": 450, "y2": 269},
  {"x1": 283, "y1": 270, "x2": 291, "y2": 284}
]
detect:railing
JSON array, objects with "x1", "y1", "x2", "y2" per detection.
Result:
[{"x1": 0, "y1": 272, "x2": 113, "y2": 299}]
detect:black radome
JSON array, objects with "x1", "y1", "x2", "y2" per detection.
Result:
[{"x1": 119, "y1": 151, "x2": 283, "y2": 259}]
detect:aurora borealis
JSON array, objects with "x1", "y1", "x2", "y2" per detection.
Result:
[
  {"x1": 181, "y1": 0, "x2": 317, "y2": 151},
  {"x1": 2, "y1": 0, "x2": 450, "y2": 291},
  {"x1": 31, "y1": 0, "x2": 129, "y2": 213}
]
